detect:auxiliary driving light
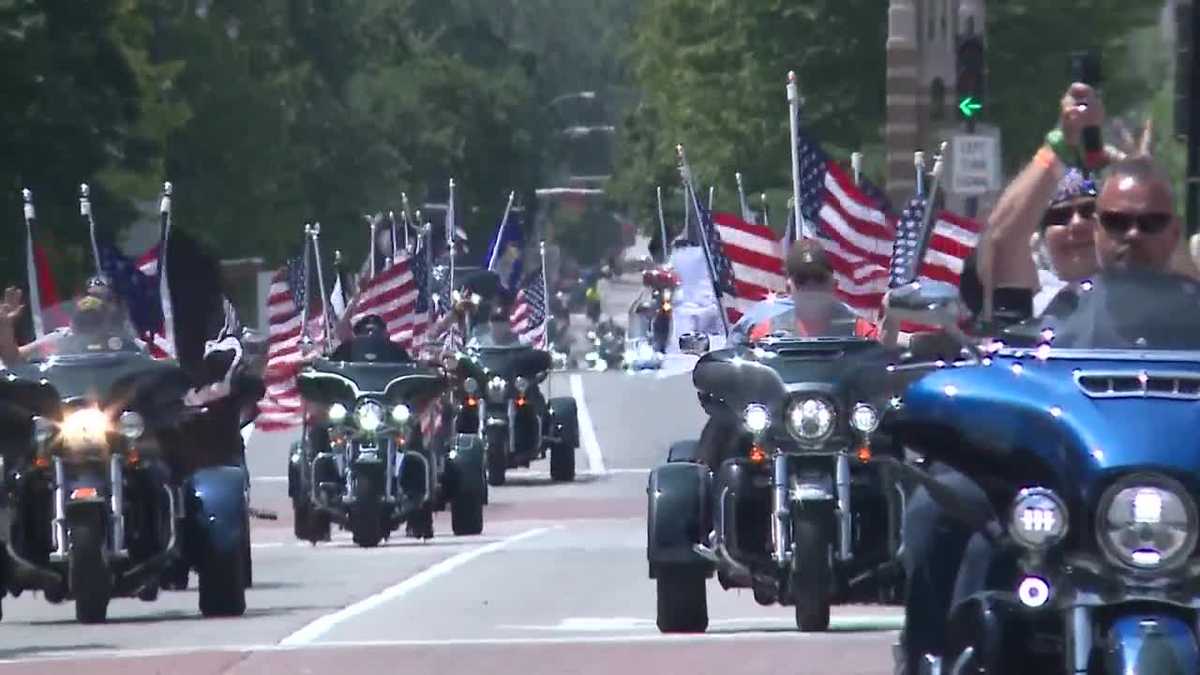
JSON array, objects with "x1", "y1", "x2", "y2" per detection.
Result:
[
  {"x1": 1017, "y1": 576, "x2": 1051, "y2": 608},
  {"x1": 328, "y1": 403, "x2": 349, "y2": 423}
]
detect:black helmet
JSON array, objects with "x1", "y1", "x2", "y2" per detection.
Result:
[{"x1": 353, "y1": 314, "x2": 387, "y2": 338}]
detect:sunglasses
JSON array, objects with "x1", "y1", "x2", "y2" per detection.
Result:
[
  {"x1": 1042, "y1": 200, "x2": 1096, "y2": 228},
  {"x1": 1098, "y1": 211, "x2": 1173, "y2": 236}
]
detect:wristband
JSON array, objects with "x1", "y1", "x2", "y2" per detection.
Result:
[{"x1": 1044, "y1": 129, "x2": 1079, "y2": 167}]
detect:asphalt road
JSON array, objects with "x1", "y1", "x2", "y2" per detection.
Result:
[{"x1": 0, "y1": 269, "x2": 902, "y2": 675}]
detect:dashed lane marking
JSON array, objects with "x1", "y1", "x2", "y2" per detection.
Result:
[{"x1": 569, "y1": 373, "x2": 606, "y2": 475}]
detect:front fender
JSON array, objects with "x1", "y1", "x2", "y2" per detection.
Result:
[
  {"x1": 1104, "y1": 612, "x2": 1200, "y2": 675},
  {"x1": 647, "y1": 462, "x2": 713, "y2": 575},
  {"x1": 187, "y1": 466, "x2": 248, "y2": 558}
]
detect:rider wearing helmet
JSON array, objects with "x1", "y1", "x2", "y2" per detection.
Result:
[{"x1": 329, "y1": 314, "x2": 411, "y2": 363}]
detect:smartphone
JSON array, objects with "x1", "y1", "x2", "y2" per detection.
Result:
[{"x1": 1069, "y1": 50, "x2": 1104, "y2": 168}]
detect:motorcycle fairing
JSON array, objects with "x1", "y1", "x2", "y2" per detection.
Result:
[
  {"x1": 297, "y1": 360, "x2": 445, "y2": 405},
  {"x1": 467, "y1": 346, "x2": 552, "y2": 380},
  {"x1": 893, "y1": 351, "x2": 1200, "y2": 508}
]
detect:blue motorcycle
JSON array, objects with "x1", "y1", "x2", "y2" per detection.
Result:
[{"x1": 882, "y1": 276, "x2": 1200, "y2": 674}]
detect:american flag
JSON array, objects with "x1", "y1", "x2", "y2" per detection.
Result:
[
  {"x1": 794, "y1": 124, "x2": 982, "y2": 318},
  {"x1": 510, "y1": 267, "x2": 547, "y2": 349},
  {"x1": 97, "y1": 242, "x2": 173, "y2": 359},
  {"x1": 255, "y1": 256, "x2": 328, "y2": 431},
  {"x1": 700, "y1": 206, "x2": 788, "y2": 324},
  {"x1": 346, "y1": 252, "x2": 429, "y2": 351},
  {"x1": 889, "y1": 196, "x2": 928, "y2": 288}
]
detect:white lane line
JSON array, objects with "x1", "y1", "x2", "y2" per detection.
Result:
[
  {"x1": 569, "y1": 373, "x2": 606, "y2": 475},
  {"x1": 278, "y1": 526, "x2": 555, "y2": 646},
  {"x1": 252, "y1": 476, "x2": 288, "y2": 482}
]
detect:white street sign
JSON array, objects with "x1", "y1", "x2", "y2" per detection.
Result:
[{"x1": 950, "y1": 134, "x2": 1000, "y2": 195}]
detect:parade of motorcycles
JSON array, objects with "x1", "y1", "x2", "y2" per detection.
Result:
[{"x1": 3, "y1": 1, "x2": 1200, "y2": 674}]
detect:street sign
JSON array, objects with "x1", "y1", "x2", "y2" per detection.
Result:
[
  {"x1": 950, "y1": 133, "x2": 1000, "y2": 195},
  {"x1": 958, "y1": 96, "x2": 982, "y2": 118}
]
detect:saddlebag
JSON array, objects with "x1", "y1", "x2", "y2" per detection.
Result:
[{"x1": 647, "y1": 462, "x2": 713, "y2": 576}]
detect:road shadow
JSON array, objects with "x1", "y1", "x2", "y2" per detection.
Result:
[
  {"x1": 0, "y1": 643, "x2": 113, "y2": 660},
  {"x1": 496, "y1": 473, "x2": 605, "y2": 488},
  {"x1": 19, "y1": 604, "x2": 329, "y2": 627}
]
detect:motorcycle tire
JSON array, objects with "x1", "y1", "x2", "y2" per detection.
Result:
[
  {"x1": 451, "y1": 480, "x2": 484, "y2": 536},
  {"x1": 549, "y1": 442, "x2": 576, "y2": 482},
  {"x1": 407, "y1": 506, "x2": 434, "y2": 539},
  {"x1": 486, "y1": 430, "x2": 508, "y2": 487},
  {"x1": 198, "y1": 538, "x2": 247, "y2": 617},
  {"x1": 349, "y1": 473, "x2": 385, "y2": 548},
  {"x1": 790, "y1": 509, "x2": 833, "y2": 632},
  {"x1": 651, "y1": 312, "x2": 671, "y2": 354},
  {"x1": 655, "y1": 565, "x2": 708, "y2": 633},
  {"x1": 68, "y1": 513, "x2": 112, "y2": 624}
]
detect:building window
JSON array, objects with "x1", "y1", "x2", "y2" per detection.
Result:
[{"x1": 931, "y1": 78, "x2": 946, "y2": 121}]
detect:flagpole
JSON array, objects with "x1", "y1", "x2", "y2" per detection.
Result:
[
  {"x1": 539, "y1": 240, "x2": 550, "y2": 349},
  {"x1": 655, "y1": 186, "x2": 669, "y2": 262},
  {"x1": 707, "y1": 186, "x2": 716, "y2": 212},
  {"x1": 388, "y1": 211, "x2": 399, "y2": 259},
  {"x1": 681, "y1": 186, "x2": 690, "y2": 242},
  {"x1": 914, "y1": 142, "x2": 948, "y2": 266},
  {"x1": 786, "y1": 71, "x2": 809, "y2": 241},
  {"x1": 21, "y1": 189, "x2": 45, "y2": 338},
  {"x1": 677, "y1": 144, "x2": 730, "y2": 337},
  {"x1": 158, "y1": 182, "x2": 176, "y2": 356},
  {"x1": 310, "y1": 222, "x2": 333, "y2": 351},
  {"x1": 735, "y1": 172, "x2": 750, "y2": 222},
  {"x1": 851, "y1": 152, "x2": 864, "y2": 187},
  {"x1": 299, "y1": 223, "x2": 314, "y2": 349},
  {"x1": 914, "y1": 151, "x2": 927, "y2": 197},
  {"x1": 332, "y1": 249, "x2": 345, "y2": 320},
  {"x1": 489, "y1": 190, "x2": 516, "y2": 271},
  {"x1": 401, "y1": 192, "x2": 413, "y2": 252},
  {"x1": 447, "y1": 178, "x2": 456, "y2": 295},
  {"x1": 760, "y1": 193, "x2": 770, "y2": 228},
  {"x1": 79, "y1": 184, "x2": 103, "y2": 278},
  {"x1": 367, "y1": 215, "x2": 378, "y2": 279}
]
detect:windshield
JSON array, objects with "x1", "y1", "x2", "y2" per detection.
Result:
[
  {"x1": 728, "y1": 291, "x2": 860, "y2": 346},
  {"x1": 466, "y1": 317, "x2": 521, "y2": 348},
  {"x1": 22, "y1": 291, "x2": 147, "y2": 362}
]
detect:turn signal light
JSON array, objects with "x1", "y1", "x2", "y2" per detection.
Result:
[
  {"x1": 33, "y1": 456, "x2": 49, "y2": 469},
  {"x1": 663, "y1": 302, "x2": 672, "y2": 312},
  {"x1": 466, "y1": 396, "x2": 478, "y2": 408},
  {"x1": 748, "y1": 445, "x2": 767, "y2": 464},
  {"x1": 70, "y1": 487, "x2": 99, "y2": 501},
  {"x1": 126, "y1": 450, "x2": 141, "y2": 465},
  {"x1": 856, "y1": 446, "x2": 872, "y2": 463},
  {"x1": 516, "y1": 396, "x2": 527, "y2": 407}
]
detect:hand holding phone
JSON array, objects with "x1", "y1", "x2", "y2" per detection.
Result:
[{"x1": 1070, "y1": 50, "x2": 1105, "y2": 169}]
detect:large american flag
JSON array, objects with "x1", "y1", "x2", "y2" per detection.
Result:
[
  {"x1": 795, "y1": 125, "x2": 982, "y2": 318},
  {"x1": 255, "y1": 256, "x2": 328, "y2": 431},
  {"x1": 700, "y1": 207, "x2": 788, "y2": 324},
  {"x1": 346, "y1": 252, "x2": 429, "y2": 351},
  {"x1": 97, "y1": 242, "x2": 174, "y2": 359},
  {"x1": 510, "y1": 267, "x2": 547, "y2": 348}
]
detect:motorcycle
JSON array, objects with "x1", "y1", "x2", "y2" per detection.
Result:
[
  {"x1": 0, "y1": 319, "x2": 250, "y2": 623},
  {"x1": 453, "y1": 321, "x2": 580, "y2": 486},
  {"x1": 647, "y1": 292, "x2": 908, "y2": 633},
  {"x1": 883, "y1": 276, "x2": 1200, "y2": 674},
  {"x1": 289, "y1": 358, "x2": 487, "y2": 545},
  {"x1": 637, "y1": 265, "x2": 680, "y2": 355},
  {"x1": 583, "y1": 319, "x2": 626, "y2": 371}
]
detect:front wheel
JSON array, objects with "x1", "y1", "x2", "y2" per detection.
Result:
[
  {"x1": 68, "y1": 513, "x2": 112, "y2": 624},
  {"x1": 198, "y1": 542, "x2": 246, "y2": 617},
  {"x1": 486, "y1": 429, "x2": 508, "y2": 487},
  {"x1": 790, "y1": 508, "x2": 833, "y2": 632},
  {"x1": 655, "y1": 565, "x2": 708, "y2": 633},
  {"x1": 350, "y1": 472, "x2": 385, "y2": 548},
  {"x1": 549, "y1": 442, "x2": 576, "y2": 482}
]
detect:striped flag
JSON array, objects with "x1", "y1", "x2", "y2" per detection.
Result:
[
  {"x1": 794, "y1": 125, "x2": 982, "y2": 319},
  {"x1": 346, "y1": 253, "x2": 427, "y2": 350},
  {"x1": 255, "y1": 257, "x2": 327, "y2": 431},
  {"x1": 708, "y1": 211, "x2": 787, "y2": 323},
  {"x1": 510, "y1": 267, "x2": 547, "y2": 349}
]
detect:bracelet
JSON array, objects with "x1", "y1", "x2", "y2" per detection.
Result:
[
  {"x1": 1044, "y1": 129, "x2": 1078, "y2": 167},
  {"x1": 1033, "y1": 146, "x2": 1061, "y2": 172}
]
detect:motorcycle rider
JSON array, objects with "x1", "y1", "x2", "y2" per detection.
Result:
[
  {"x1": 897, "y1": 154, "x2": 1188, "y2": 674},
  {"x1": 0, "y1": 278, "x2": 132, "y2": 364},
  {"x1": 330, "y1": 314, "x2": 412, "y2": 363},
  {"x1": 694, "y1": 239, "x2": 877, "y2": 467}
]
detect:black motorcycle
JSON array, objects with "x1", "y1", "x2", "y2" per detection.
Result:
[
  {"x1": 0, "y1": 332, "x2": 250, "y2": 623},
  {"x1": 647, "y1": 298, "x2": 907, "y2": 633},
  {"x1": 584, "y1": 319, "x2": 625, "y2": 371},
  {"x1": 289, "y1": 359, "x2": 486, "y2": 546},
  {"x1": 453, "y1": 335, "x2": 580, "y2": 486}
]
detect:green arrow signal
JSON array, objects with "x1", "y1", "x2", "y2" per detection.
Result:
[{"x1": 959, "y1": 96, "x2": 982, "y2": 118}]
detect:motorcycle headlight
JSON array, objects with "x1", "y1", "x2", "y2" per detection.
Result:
[
  {"x1": 515, "y1": 376, "x2": 530, "y2": 394},
  {"x1": 1009, "y1": 487, "x2": 1068, "y2": 549},
  {"x1": 486, "y1": 376, "x2": 507, "y2": 403},
  {"x1": 743, "y1": 404, "x2": 770, "y2": 435},
  {"x1": 60, "y1": 408, "x2": 110, "y2": 449},
  {"x1": 1097, "y1": 476, "x2": 1198, "y2": 572},
  {"x1": 328, "y1": 402, "x2": 349, "y2": 424},
  {"x1": 355, "y1": 401, "x2": 385, "y2": 433},
  {"x1": 786, "y1": 397, "x2": 836, "y2": 444},
  {"x1": 32, "y1": 415, "x2": 54, "y2": 444},
  {"x1": 118, "y1": 411, "x2": 145, "y2": 440},
  {"x1": 464, "y1": 378, "x2": 480, "y2": 395},
  {"x1": 391, "y1": 404, "x2": 411, "y2": 425},
  {"x1": 850, "y1": 403, "x2": 879, "y2": 434},
  {"x1": 662, "y1": 288, "x2": 673, "y2": 301}
]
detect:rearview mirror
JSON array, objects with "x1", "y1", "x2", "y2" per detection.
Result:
[
  {"x1": 679, "y1": 332, "x2": 710, "y2": 355},
  {"x1": 884, "y1": 281, "x2": 963, "y2": 329}
]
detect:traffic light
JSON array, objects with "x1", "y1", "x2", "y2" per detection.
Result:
[{"x1": 956, "y1": 35, "x2": 985, "y2": 121}]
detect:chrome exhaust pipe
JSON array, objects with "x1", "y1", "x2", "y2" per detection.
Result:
[
  {"x1": 51, "y1": 457, "x2": 66, "y2": 562},
  {"x1": 110, "y1": 454, "x2": 127, "y2": 557},
  {"x1": 772, "y1": 452, "x2": 792, "y2": 565},
  {"x1": 836, "y1": 452, "x2": 852, "y2": 561}
]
